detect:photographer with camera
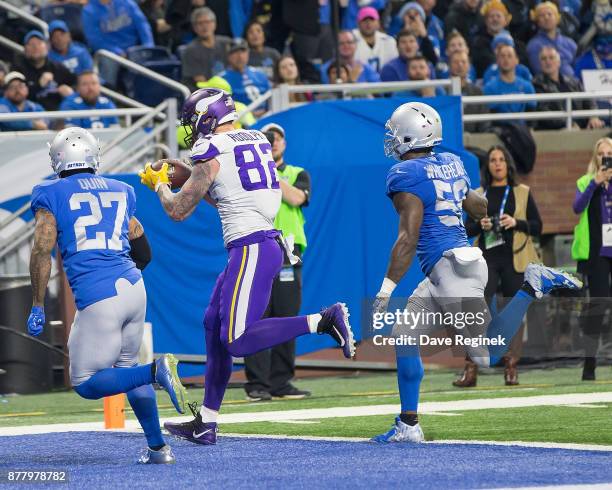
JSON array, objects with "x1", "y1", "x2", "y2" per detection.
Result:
[
  {"x1": 454, "y1": 145, "x2": 543, "y2": 387},
  {"x1": 243, "y1": 123, "x2": 312, "y2": 401},
  {"x1": 572, "y1": 137, "x2": 612, "y2": 381}
]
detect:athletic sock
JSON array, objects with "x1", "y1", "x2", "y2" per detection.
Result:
[
  {"x1": 400, "y1": 413, "x2": 419, "y2": 426},
  {"x1": 127, "y1": 384, "x2": 165, "y2": 449},
  {"x1": 308, "y1": 314, "x2": 322, "y2": 333},
  {"x1": 200, "y1": 405, "x2": 218, "y2": 423},
  {"x1": 74, "y1": 364, "x2": 155, "y2": 399},
  {"x1": 396, "y1": 353, "x2": 424, "y2": 413},
  {"x1": 486, "y1": 289, "x2": 534, "y2": 365}
]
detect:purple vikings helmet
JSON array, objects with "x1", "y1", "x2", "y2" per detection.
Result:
[{"x1": 180, "y1": 88, "x2": 237, "y2": 148}]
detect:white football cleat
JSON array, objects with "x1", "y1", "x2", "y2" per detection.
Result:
[{"x1": 371, "y1": 417, "x2": 425, "y2": 443}]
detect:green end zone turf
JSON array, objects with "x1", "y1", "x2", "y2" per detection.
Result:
[{"x1": 1, "y1": 366, "x2": 611, "y2": 445}]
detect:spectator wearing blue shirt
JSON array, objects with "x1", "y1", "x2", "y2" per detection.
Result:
[
  {"x1": 219, "y1": 39, "x2": 271, "y2": 116},
  {"x1": 574, "y1": 35, "x2": 612, "y2": 78},
  {"x1": 483, "y1": 31, "x2": 533, "y2": 85},
  {"x1": 526, "y1": 2, "x2": 576, "y2": 78},
  {"x1": 483, "y1": 44, "x2": 536, "y2": 116},
  {"x1": 320, "y1": 30, "x2": 381, "y2": 84},
  {"x1": 416, "y1": 0, "x2": 445, "y2": 56},
  {"x1": 48, "y1": 20, "x2": 94, "y2": 76},
  {"x1": 82, "y1": 0, "x2": 154, "y2": 86},
  {"x1": 60, "y1": 71, "x2": 119, "y2": 129},
  {"x1": 0, "y1": 72, "x2": 47, "y2": 132},
  {"x1": 381, "y1": 30, "x2": 437, "y2": 82},
  {"x1": 436, "y1": 30, "x2": 476, "y2": 83},
  {"x1": 395, "y1": 55, "x2": 446, "y2": 98}
]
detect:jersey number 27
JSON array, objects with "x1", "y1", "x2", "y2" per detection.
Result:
[{"x1": 69, "y1": 192, "x2": 127, "y2": 252}]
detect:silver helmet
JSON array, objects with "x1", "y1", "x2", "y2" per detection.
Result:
[
  {"x1": 383, "y1": 102, "x2": 442, "y2": 161},
  {"x1": 49, "y1": 127, "x2": 100, "y2": 175}
]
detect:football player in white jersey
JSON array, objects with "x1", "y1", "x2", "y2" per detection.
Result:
[{"x1": 139, "y1": 88, "x2": 355, "y2": 444}]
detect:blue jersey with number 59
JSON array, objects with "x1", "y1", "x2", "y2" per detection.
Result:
[
  {"x1": 31, "y1": 174, "x2": 141, "y2": 310},
  {"x1": 386, "y1": 152, "x2": 471, "y2": 275}
]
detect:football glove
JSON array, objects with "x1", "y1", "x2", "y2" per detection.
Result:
[
  {"x1": 139, "y1": 162, "x2": 170, "y2": 192},
  {"x1": 27, "y1": 306, "x2": 45, "y2": 337}
]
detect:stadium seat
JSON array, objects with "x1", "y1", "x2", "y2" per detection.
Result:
[
  {"x1": 38, "y1": 4, "x2": 84, "y2": 42},
  {"x1": 126, "y1": 46, "x2": 177, "y2": 64},
  {"x1": 122, "y1": 60, "x2": 183, "y2": 106}
]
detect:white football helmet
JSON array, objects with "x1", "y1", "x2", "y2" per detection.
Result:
[
  {"x1": 49, "y1": 127, "x2": 100, "y2": 175},
  {"x1": 384, "y1": 102, "x2": 443, "y2": 161}
]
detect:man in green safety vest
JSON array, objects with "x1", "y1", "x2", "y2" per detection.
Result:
[{"x1": 243, "y1": 122, "x2": 312, "y2": 401}]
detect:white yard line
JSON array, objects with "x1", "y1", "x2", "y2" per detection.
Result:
[{"x1": 1, "y1": 391, "x2": 612, "y2": 451}]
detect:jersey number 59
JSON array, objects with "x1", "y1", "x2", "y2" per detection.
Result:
[
  {"x1": 433, "y1": 179, "x2": 468, "y2": 227},
  {"x1": 69, "y1": 192, "x2": 127, "y2": 251}
]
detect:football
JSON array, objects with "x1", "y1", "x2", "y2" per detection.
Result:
[{"x1": 151, "y1": 158, "x2": 192, "y2": 189}]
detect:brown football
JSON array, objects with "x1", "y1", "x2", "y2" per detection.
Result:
[{"x1": 151, "y1": 158, "x2": 192, "y2": 190}]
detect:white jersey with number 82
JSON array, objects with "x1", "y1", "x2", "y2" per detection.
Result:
[{"x1": 190, "y1": 129, "x2": 282, "y2": 246}]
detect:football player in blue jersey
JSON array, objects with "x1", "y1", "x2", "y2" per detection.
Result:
[
  {"x1": 27, "y1": 127, "x2": 187, "y2": 464},
  {"x1": 371, "y1": 102, "x2": 583, "y2": 442}
]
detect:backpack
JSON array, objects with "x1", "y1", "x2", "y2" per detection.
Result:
[{"x1": 493, "y1": 122, "x2": 537, "y2": 174}]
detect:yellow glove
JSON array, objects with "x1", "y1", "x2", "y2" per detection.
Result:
[{"x1": 139, "y1": 162, "x2": 170, "y2": 192}]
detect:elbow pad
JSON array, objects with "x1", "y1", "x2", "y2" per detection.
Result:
[{"x1": 129, "y1": 233, "x2": 152, "y2": 270}]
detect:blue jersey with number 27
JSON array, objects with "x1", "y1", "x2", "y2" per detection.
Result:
[
  {"x1": 31, "y1": 174, "x2": 141, "y2": 310},
  {"x1": 386, "y1": 152, "x2": 471, "y2": 276}
]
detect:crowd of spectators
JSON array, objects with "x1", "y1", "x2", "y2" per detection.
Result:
[{"x1": 0, "y1": 0, "x2": 609, "y2": 132}]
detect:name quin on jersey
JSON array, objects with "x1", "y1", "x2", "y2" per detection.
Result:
[
  {"x1": 77, "y1": 177, "x2": 109, "y2": 191},
  {"x1": 424, "y1": 161, "x2": 466, "y2": 180}
]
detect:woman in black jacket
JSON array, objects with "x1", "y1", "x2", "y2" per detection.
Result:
[{"x1": 454, "y1": 145, "x2": 542, "y2": 387}]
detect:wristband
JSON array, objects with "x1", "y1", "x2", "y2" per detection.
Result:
[{"x1": 379, "y1": 277, "x2": 397, "y2": 296}]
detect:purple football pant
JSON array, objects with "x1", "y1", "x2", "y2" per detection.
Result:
[{"x1": 203, "y1": 231, "x2": 310, "y2": 411}]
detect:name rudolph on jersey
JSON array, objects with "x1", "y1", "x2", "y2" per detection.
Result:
[
  {"x1": 225, "y1": 130, "x2": 264, "y2": 143},
  {"x1": 424, "y1": 160, "x2": 466, "y2": 181}
]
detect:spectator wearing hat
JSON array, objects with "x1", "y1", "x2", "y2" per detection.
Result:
[
  {"x1": 470, "y1": 0, "x2": 528, "y2": 78},
  {"x1": 0, "y1": 72, "x2": 47, "y2": 131},
  {"x1": 13, "y1": 30, "x2": 75, "y2": 112},
  {"x1": 533, "y1": 46, "x2": 605, "y2": 130},
  {"x1": 320, "y1": 30, "x2": 381, "y2": 84},
  {"x1": 381, "y1": 30, "x2": 437, "y2": 82},
  {"x1": 341, "y1": 0, "x2": 387, "y2": 30},
  {"x1": 483, "y1": 44, "x2": 536, "y2": 116},
  {"x1": 244, "y1": 122, "x2": 312, "y2": 402},
  {"x1": 245, "y1": 20, "x2": 280, "y2": 82},
  {"x1": 47, "y1": 20, "x2": 93, "y2": 76},
  {"x1": 389, "y1": 2, "x2": 441, "y2": 63},
  {"x1": 444, "y1": 0, "x2": 483, "y2": 41},
  {"x1": 483, "y1": 31, "x2": 533, "y2": 85},
  {"x1": 180, "y1": 7, "x2": 231, "y2": 90},
  {"x1": 82, "y1": 0, "x2": 154, "y2": 87},
  {"x1": 526, "y1": 2, "x2": 577, "y2": 78},
  {"x1": 219, "y1": 39, "x2": 271, "y2": 116},
  {"x1": 59, "y1": 71, "x2": 119, "y2": 129},
  {"x1": 352, "y1": 7, "x2": 397, "y2": 74}
]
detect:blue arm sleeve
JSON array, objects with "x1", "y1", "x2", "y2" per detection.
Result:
[{"x1": 229, "y1": 0, "x2": 253, "y2": 38}]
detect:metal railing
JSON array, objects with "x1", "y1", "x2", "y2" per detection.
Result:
[
  {"x1": 462, "y1": 90, "x2": 612, "y2": 129},
  {"x1": 94, "y1": 50, "x2": 191, "y2": 100},
  {"x1": 0, "y1": 0, "x2": 48, "y2": 37},
  {"x1": 0, "y1": 99, "x2": 178, "y2": 263}
]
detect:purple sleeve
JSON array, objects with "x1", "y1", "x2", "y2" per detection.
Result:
[
  {"x1": 190, "y1": 137, "x2": 221, "y2": 162},
  {"x1": 573, "y1": 179, "x2": 597, "y2": 214}
]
